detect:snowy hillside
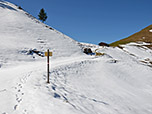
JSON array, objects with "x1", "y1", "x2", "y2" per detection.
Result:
[
  {"x1": 1, "y1": 1, "x2": 152, "y2": 114},
  {"x1": 0, "y1": 0, "x2": 82, "y2": 68}
]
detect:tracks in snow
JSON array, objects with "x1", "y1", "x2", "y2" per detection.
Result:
[
  {"x1": 1, "y1": 56, "x2": 111, "y2": 114},
  {"x1": 49, "y1": 58, "x2": 109, "y2": 113},
  {"x1": 13, "y1": 71, "x2": 32, "y2": 112}
]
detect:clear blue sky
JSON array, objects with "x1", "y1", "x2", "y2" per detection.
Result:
[{"x1": 7, "y1": 0, "x2": 152, "y2": 44}]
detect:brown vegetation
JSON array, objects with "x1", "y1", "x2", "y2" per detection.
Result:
[{"x1": 110, "y1": 25, "x2": 152, "y2": 47}]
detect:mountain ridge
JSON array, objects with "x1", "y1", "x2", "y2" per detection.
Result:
[{"x1": 110, "y1": 24, "x2": 152, "y2": 47}]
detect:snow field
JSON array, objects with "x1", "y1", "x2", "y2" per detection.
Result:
[{"x1": 1, "y1": 1, "x2": 152, "y2": 114}]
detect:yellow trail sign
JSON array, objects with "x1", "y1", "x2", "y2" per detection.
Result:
[{"x1": 45, "y1": 52, "x2": 52, "y2": 56}]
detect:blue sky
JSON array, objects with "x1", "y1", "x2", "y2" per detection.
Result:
[{"x1": 7, "y1": 0, "x2": 152, "y2": 44}]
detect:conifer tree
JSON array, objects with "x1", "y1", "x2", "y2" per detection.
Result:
[{"x1": 38, "y1": 8, "x2": 47, "y2": 23}]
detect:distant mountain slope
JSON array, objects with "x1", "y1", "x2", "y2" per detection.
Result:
[
  {"x1": 0, "y1": 0, "x2": 82, "y2": 67},
  {"x1": 110, "y1": 25, "x2": 152, "y2": 47}
]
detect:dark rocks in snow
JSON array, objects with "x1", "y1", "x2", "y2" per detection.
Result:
[
  {"x1": 20, "y1": 49, "x2": 44, "y2": 57},
  {"x1": 45, "y1": 25, "x2": 54, "y2": 30},
  {"x1": 28, "y1": 49, "x2": 44, "y2": 57},
  {"x1": 18, "y1": 6, "x2": 23, "y2": 10},
  {"x1": 98, "y1": 42, "x2": 109, "y2": 47},
  {"x1": 83, "y1": 48, "x2": 93, "y2": 54},
  {"x1": 49, "y1": 27, "x2": 54, "y2": 30}
]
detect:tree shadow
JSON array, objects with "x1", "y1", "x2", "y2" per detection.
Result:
[{"x1": 0, "y1": 2, "x2": 17, "y2": 11}]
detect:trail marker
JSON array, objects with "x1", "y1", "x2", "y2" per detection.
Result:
[
  {"x1": 45, "y1": 52, "x2": 52, "y2": 56},
  {"x1": 45, "y1": 49, "x2": 52, "y2": 83}
]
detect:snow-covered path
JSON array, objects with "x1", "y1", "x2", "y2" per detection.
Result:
[
  {"x1": 1, "y1": 51, "x2": 152, "y2": 114},
  {"x1": 0, "y1": 61, "x2": 44, "y2": 113},
  {"x1": 0, "y1": 56, "x2": 97, "y2": 114}
]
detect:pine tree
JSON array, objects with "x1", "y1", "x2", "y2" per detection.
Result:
[{"x1": 38, "y1": 8, "x2": 47, "y2": 23}]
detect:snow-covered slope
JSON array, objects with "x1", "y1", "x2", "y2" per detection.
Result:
[
  {"x1": 1, "y1": 42, "x2": 152, "y2": 114},
  {"x1": 0, "y1": 0, "x2": 82, "y2": 67},
  {"x1": 1, "y1": 1, "x2": 152, "y2": 114}
]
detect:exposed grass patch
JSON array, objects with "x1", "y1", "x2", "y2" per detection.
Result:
[{"x1": 110, "y1": 24, "x2": 152, "y2": 47}]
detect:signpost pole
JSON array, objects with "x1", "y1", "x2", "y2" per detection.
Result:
[
  {"x1": 45, "y1": 49, "x2": 52, "y2": 83},
  {"x1": 47, "y1": 49, "x2": 50, "y2": 83}
]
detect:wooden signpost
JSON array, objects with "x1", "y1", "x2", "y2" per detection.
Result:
[{"x1": 45, "y1": 49, "x2": 52, "y2": 83}]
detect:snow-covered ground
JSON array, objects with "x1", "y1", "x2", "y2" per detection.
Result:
[
  {"x1": 0, "y1": 0, "x2": 82, "y2": 68},
  {"x1": 1, "y1": 1, "x2": 152, "y2": 114}
]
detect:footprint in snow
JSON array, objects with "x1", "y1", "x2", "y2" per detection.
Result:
[
  {"x1": 14, "y1": 105, "x2": 18, "y2": 110},
  {"x1": 52, "y1": 86, "x2": 56, "y2": 91},
  {"x1": 54, "y1": 93, "x2": 61, "y2": 98}
]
